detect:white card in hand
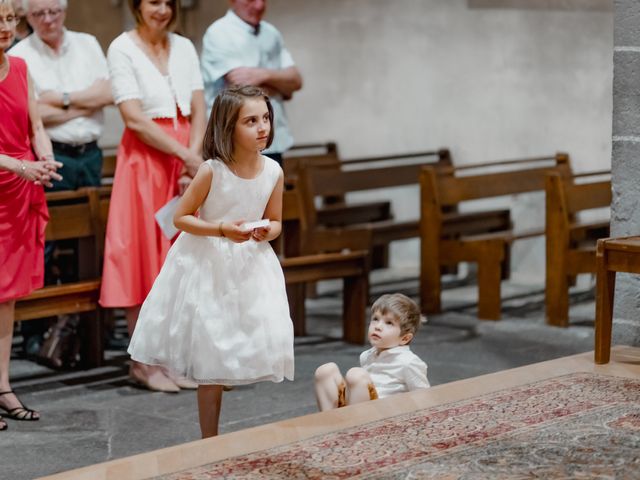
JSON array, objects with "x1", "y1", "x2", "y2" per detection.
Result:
[
  {"x1": 240, "y1": 219, "x2": 270, "y2": 232},
  {"x1": 154, "y1": 195, "x2": 180, "y2": 240}
]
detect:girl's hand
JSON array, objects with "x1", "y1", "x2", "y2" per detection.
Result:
[
  {"x1": 251, "y1": 224, "x2": 271, "y2": 242},
  {"x1": 221, "y1": 220, "x2": 252, "y2": 243}
]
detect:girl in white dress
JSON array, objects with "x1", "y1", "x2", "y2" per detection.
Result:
[{"x1": 127, "y1": 85, "x2": 294, "y2": 438}]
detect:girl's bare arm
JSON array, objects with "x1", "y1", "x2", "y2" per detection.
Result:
[{"x1": 173, "y1": 163, "x2": 216, "y2": 236}]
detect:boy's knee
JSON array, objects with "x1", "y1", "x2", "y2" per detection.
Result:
[
  {"x1": 315, "y1": 362, "x2": 339, "y2": 382},
  {"x1": 345, "y1": 367, "x2": 369, "y2": 387}
]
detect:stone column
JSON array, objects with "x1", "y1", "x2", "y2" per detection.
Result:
[{"x1": 611, "y1": 0, "x2": 640, "y2": 345}]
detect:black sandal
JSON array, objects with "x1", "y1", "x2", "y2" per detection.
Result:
[{"x1": 0, "y1": 391, "x2": 39, "y2": 421}]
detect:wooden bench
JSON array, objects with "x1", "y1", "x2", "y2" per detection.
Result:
[
  {"x1": 280, "y1": 190, "x2": 371, "y2": 344},
  {"x1": 101, "y1": 151, "x2": 117, "y2": 186},
  {"x1": 15, "y1": 188, "x2": 106, "y2": 367},
  {"x1": 595, "y1": 236, "x2": 640, "y2": 364},
  {"x1": 282, "y1": 145, "x2": 402, "y2": 267},
  {"x1": 282, "y1": 251, "x2": 370, "y2": 344},
  {"x1": 545, "y1": 171, "x2": 611, "y2": 327},
  {"x1": 294, "y1": 150, "x2": 455, "y2": 255},
  {"x1": 420, "y1": 153, "x2": 573, "y2": 320}
]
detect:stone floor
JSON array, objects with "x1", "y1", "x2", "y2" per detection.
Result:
[{"x1": 2, "y1": 268, "x2": 599, "y2": 480}]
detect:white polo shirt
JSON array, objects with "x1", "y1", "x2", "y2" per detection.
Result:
[
  {"x1": 360, "y1": 345, "x2": 430, "y2": 398},
  {"x1": 10, "y1": 29, "x2": 108, "y2": 145},
  {"x1": 201, "y1": 9, "x2": 296, "y2": 154}
]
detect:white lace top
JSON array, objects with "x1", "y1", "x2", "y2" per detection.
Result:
[{"x1": 107, "y1": 32, "x2": 203, "y2": 119}]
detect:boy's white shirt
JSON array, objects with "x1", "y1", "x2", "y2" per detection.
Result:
[{"x1": 359, "y1": 345, "x2": 430, "y2": 399}]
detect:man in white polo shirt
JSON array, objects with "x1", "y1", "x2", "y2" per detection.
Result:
[
  {"x1": 10, "y1": 0, "x2": 113, "y2": 363},
  {"x1": 11, "y1": 0, "x2": 112, "y2": 191},
  {"x1": 201, "y1": 0, "x2": 302, "y2": 165}
]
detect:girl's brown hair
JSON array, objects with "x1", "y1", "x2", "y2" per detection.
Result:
[
  {"x1": 202, "y1": 85, "x2": 275, "y2": 165},
  {"x1": 128, "y1": 0, "x2": 179, "y2": 31}
]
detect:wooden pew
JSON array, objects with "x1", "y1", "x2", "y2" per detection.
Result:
[
  {"x1": 15, "y1": 188, "x2": 106, "y2": 367},
  {"x1": 420, "y1": 153, "x2": 573, "y2": 320},
  {"x1": 294, "y1": 149, "x2": 511, "y2": 277},
  {"x1": 545, "y1": 171, "x2": 611, "y2": 327},
  {"x1": 594, "y1": 236, "x2": 640, "y2": 364},
  {"x1": 281, "y1": 189, "x2": 371, "y2": 344},
  {"x1": 283, "y1": 142, "x2": 340, "y2": 186},
  {"x1": 101, "y1": 150, "x2": 117, "y2": 186},
  {"x1": 283, "y1": 144, "x2": 400, "y2": 267},
  {"x1": 294, "y1": 149, "x2": 455, "y2": 254}
]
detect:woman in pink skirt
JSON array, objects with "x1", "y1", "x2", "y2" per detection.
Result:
[{"x1": 101, "y1": 0, "x2": 205, "y2": 392}]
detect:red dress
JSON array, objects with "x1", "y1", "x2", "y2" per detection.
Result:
[
  {"x1": 99, "y1": 116, "x2": 189, "y2": 307},
  {"x1": 0, "y1": 56, "x2": 48, "y2": 303}
]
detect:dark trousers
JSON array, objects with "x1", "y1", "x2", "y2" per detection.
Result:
[{"x1": 47, "y1": 141, "x2": 103, "y2": 192}]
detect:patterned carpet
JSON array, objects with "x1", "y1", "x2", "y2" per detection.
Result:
[{"x1": 161, "y1": 373, "x2": 640, "y2": 479}]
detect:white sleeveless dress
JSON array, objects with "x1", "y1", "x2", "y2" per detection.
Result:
[{"x1": 128, "y1": 157, "x2": 294, "y2": 385}]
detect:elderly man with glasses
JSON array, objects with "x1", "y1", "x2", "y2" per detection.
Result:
[
  {"x1": 10, "y1": 0, "x2": 113, "y2": 364},
  {"x1": 10, "y1": 0, "x2": 112, "y2": 192}
]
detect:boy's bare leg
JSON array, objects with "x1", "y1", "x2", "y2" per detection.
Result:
[
  {"x1": 345, "y1": 367, "x2": 374, "y2": 405},
  {"x1": 314, "y1": 362, "x2": 345, "y2": 411},
  {"x1": 197, "y1": 384, "x2": 223, "y2": 438}
]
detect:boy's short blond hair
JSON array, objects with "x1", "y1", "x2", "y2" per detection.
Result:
[{"x1": 371, "y1": 293, "x2": 421, "y2": 336}]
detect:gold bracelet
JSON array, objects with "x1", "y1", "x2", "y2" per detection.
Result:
[
  {"x1": 219, "y1": 221, "x2": 225, "y2": 237},
  {"x1": 18, "y1": 160, "x2": 27, "y2": 176}
]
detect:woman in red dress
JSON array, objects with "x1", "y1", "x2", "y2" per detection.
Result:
[
  {"x1": 0, "y1": 0, "x2": 61, "y2": 431},
  {"x1": 100, "y1": 0, "x2": 205, "y2": 392}
]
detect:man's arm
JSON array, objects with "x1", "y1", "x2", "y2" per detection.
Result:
[
  {"x1": 37, "y1": 102, "x2": 95, "y2": 128},
  {"x1": 225, "y1": 66, "x2": 302, "y2": 100},
  {"x1": 38, "y1": 78, "x2": 113, "y2": 113}
]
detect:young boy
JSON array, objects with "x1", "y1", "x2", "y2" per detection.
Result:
[{"x1": 314, "y1": 293, "x2": 430, "y2": 411}]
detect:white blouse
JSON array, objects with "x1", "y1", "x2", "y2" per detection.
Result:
[{"x1": 107, "y1": 32, "x2": 203, "y2": 119}]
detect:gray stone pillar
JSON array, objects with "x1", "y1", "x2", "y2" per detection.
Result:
[{"x1": 611, "y1": 0, "x2": 640, "y2": 345}]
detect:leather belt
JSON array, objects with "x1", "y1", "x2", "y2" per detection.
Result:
[{"x1": 51, "y1": 140, "x2": 99, "y2": 156}]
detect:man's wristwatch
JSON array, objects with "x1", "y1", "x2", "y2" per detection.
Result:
[{"x1": 61, "y1": 92, "x2": 70, "y2": 110}]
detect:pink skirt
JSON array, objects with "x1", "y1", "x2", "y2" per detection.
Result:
[{"x1": 99, "y1": 117, "x2": 190, "y2": 308}]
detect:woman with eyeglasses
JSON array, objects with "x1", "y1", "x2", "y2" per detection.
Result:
[
  {"x1": 0, "y1": 0, "x2": 62, "y2": 431},
  {"x1": 100, "y1": 0, "x2": 205, "y2": 392},
  {"x1": 7, "y1": 0, "x2": 31, "y2": 48}
]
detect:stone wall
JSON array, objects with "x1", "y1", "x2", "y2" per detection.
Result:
[
  {"x1": 65, "y1": 1, "x2": 615, "y2": 279},
  {"x1": 611, "y1": 0, "x2": 640, "y2": 344}
]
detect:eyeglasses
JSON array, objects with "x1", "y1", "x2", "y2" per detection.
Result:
[
  {"x1": 28, "y1": 8, "x2": 63, "y2": 21},
  {"x1": 0, "y1": 15, "x2": 18, "y2": 25}
]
